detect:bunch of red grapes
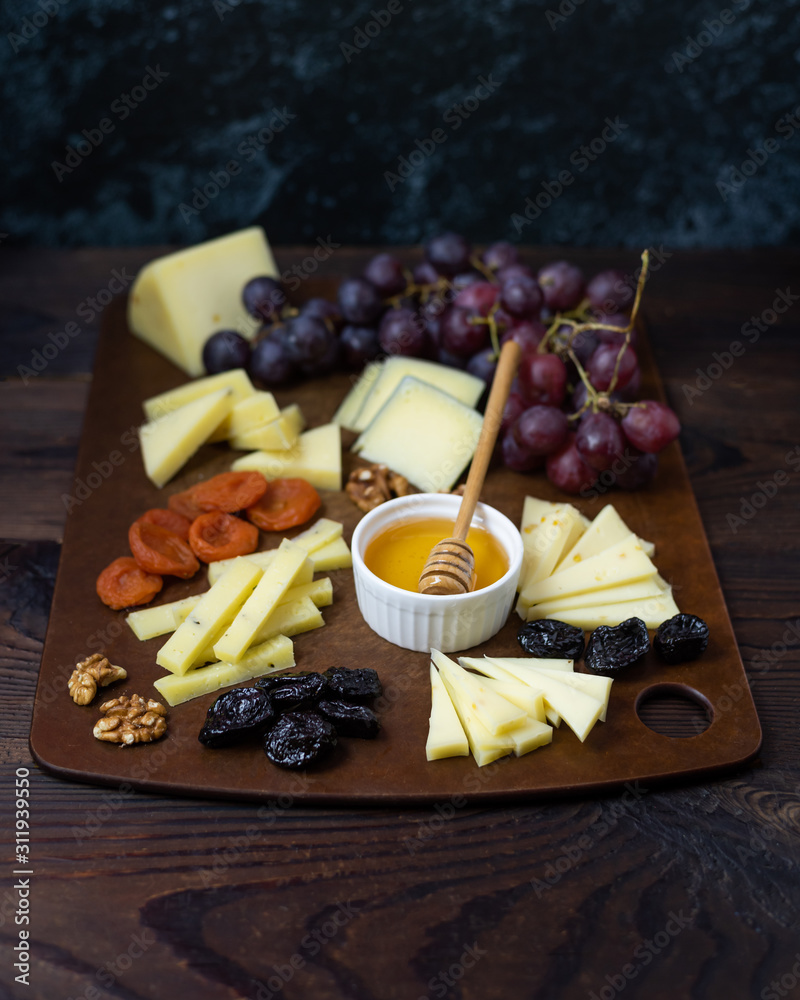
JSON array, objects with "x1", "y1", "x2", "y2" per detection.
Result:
[{"x1": 202, "y1": 233, "x2": 680, "y2": 494}]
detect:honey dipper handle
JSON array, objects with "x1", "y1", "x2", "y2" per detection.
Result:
[{"x1": 452, "y1": 339, "x2": 522, "y2": 541}]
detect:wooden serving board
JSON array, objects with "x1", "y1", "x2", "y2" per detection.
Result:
[{"x1": 29, "y1": 291, "x2": 762, "y2": 804}]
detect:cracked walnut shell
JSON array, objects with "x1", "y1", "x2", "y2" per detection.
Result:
[
  {"x1": 68, "y1": 653, "x2": 127, "y2": 705},
  {"x1": 93, "y1": 694, "x2": 167, "y2": 745},
  {"x1": 345, "y1": 463, "x2": 417, "y2": 512}
]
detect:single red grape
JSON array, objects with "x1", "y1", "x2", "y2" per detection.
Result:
[
  {"x1": 546, "y1": 433, "x2": 598, "y2": 494},
  {"x1": 513, "y1": 405, "x2": 568, "y2": 456},
  {"x1": 587, "y1": 343, "x2": 639, "y2": 392},
  {"x1": 576, "y1": 411, "x2": 626, "y2": 470},
  {"x1": 621, "y1": 401, "x2": 681, "y2": 453},
  {"x1": 518, "y1": 352, "x2": 568, "y2": 407}
]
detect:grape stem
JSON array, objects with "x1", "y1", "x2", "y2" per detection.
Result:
[{"x1": 553, "y1": 249, "x2": 651, "y2": 421}]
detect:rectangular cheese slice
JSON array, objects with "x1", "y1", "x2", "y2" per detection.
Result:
[
  {"x1": 139, "y1": 387, "x2": 234, "y2": 488},
  {"x1": 154, "y1": 634, "x2": 294, "y2": 706},
  {"x1": 557, "y1": 503, "x2": 655, "y2": 570},
  {"x1": 352, "y1": 356, "x2": 484, "y2": 432},
  {"x1": 251, "y1": 595, "x2": 324, "y2": 645},
  {"x1": 156, "y1": 558, "x2": 262, "y2": 674},
  {"x1": 518, "y1": 534, "x2": 657, "y2": 607},
  {"x1": 431, "y1": 649, "x2": 526, "y2": 736},
  {"x1": 213, "y1": 540, "x2": 309, "y2": 662},
  {"x1": 310, "y1": 536, "x2": 352, "y2": 571},
  {"x1": 128, "y1": 226, "x2": 279, "y2": 376},
  {"x1": 232, "y1": 423, "x2": 342, "y2": 490},
  {"x1": 353, "y1": 377, "x2": 484, "y2": 493},
  {"x1": 426, "y1": 663, "x2": 469, "y2": 760},
  {"x1": 127, "y1": 595, "x2": 199, "y2": 641},
  {"x1": 332, "y1": 361, "x2": 384, "y2": 431}
]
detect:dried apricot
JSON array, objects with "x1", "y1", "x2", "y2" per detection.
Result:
[
  {"x1": 135, "y1": 508, "x2": 192, "y2": 541},
  {"x1": 188, "y1": 511, "x2": 259, "y2": 563},
  {"x1": 246, "y1": 478, "x2": 321, "y2": 532},
  {"x1": 168, "y1": 487, "x2": 204, "y2": 522},
  {"x1": 129, "y1": 520, "x2": 200, "y2": 579},
  {"x1": 190, "y1": 471, "x2": 268, "y2": 513},
  {"x1": 97, "y1": 556, "x2": 162, "y2": 610}
]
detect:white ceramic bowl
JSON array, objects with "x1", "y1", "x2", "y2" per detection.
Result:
[{"x1": 351, "y1": 493, "x2": 523, "y2": 653}]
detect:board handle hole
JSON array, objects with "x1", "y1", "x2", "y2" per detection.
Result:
[{"x1": 635, "y1": 683, "x2": 713, "y2": 739}]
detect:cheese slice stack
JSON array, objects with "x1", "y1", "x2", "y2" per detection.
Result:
[
  {"x1": 515, "y1": 497, "x2": 679, "y2": 629},
  {"x1": 426, "y1": 650, "x2": 611, "y2": 767}
]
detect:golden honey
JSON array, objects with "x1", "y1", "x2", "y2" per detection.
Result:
[{"x1": 364, "y1": 516, "x2": 509, "y2": 593}]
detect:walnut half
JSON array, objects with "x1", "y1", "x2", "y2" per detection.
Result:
[
  {"x1": 345, "y1": 463, "x2": 417, "y2": 512},
  {"x1": 93, "y1": 694, "x2": 167, "y2": 746},
  {"x1": 68, "y1": 654, "x2": 127, "y2": 705}
]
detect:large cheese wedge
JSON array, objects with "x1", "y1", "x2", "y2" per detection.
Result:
[
  {"x1": 128, "y1": 227, "x2": 279, "y2": 376},
  {"x1": 232, "y1": 423, "x2": 342, "y2": 490},
  {"x1": 142, "y1": 369, "x2": 255, "y2": 423},
  {"x1": 156, "y1": 557, "x2": 262, "y2": 674},
  {"x1": 353, "y1": 377, "x2": 484, "y2": 493},
  {"x1": 213, "y1": 540, "x2": 310, "y2": 663},
  {"x1": 557, "y1": 504, "x2": 654, "y2": 569},
  {"x1": 546, "y1": 590, "x2": 680, "y2": 630},
  {"x1": 154, "y1": 634, "x2": 294, "y2": 706},
  {"x1": 426, "y1": 663, "x2": 469, "y2": 760},
  {"x1": 518, "y1": 534, "x2": 657, "y2": 607},
  {"x1": 351, "y1": 356, "x2": 484, "y2": 433},
  {"x1": 431, "y1": 650, "x2": 526, "y2": 736},
  {"x1": 140, "y1": 387, "x2": 234, "y2": 488},
  {"x1": 332, "y1": 361, "x2": 383, "y2": 431}
]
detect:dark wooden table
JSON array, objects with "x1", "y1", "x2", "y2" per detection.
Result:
[{"x1": 2, "y1": 246, "x2": 799, "y2": 1000}]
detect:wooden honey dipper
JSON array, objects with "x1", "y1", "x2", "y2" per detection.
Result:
[{"x1": 418, "y1": 338, "x2": 521, "y2": 595}]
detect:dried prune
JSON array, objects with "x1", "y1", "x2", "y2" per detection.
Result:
[
  {"x1": 317, "y1": 699, "x2": 381, "y2": 739},
  {"x1": 255, "y1": 671, "x2": 328, "y2": 711},
  {"x1": 585, "y1": 617, "x2": 650, "y2": 677},
  {"x1": 199, "y1": 687, "x2": 274, "y2": 748},
  {"x1": 654, "y1": 614, "x2": 709, "y2": 665},
  {"x1": 263, "y1": 710, "x2": 337, "y2": 769},
  {"x1": 323, "y1": 666, "x2": 383, "y2": 703},
  {"x1": 517, "y1": 620, "x2": 585, "y2": 660}
]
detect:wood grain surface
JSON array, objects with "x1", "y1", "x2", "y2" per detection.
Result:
[{"x1": 1, "y1": 247, "x2": 799, "y2": 1000}]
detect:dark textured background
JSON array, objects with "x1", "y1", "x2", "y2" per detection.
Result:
[{"x1": 2, "y1": 0, "x2": 798, "y2": 248}]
